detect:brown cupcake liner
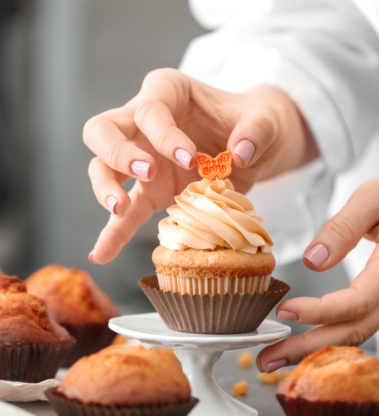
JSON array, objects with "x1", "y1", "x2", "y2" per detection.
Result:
[
  {"x1": 46, "y1": 388, "x2": 199, "y2": 416},
  {"x1": 277, "y1": 394, "x2": 379, "y2": 416},
  {"x1": 62, "y1": 322, "x2": 117, "y2": 367},
  {"x1": 0, "y1": 342, "x2": 75, "y2": 382},
  {"x1": 138, "y1": 275, "x2": 290, "y2": 334}
]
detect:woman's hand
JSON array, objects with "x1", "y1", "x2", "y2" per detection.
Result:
[
  {"x1": 84, "y1": 68, "x2": 318, "y2": 264},
  {"x1": 256, "y1": 178, "x2": 379, "y2": 374}
]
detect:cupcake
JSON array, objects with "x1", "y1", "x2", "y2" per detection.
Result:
[
  {"x1": 155, "y1": 179, "x2": 275, "y2": 295},
  {"x1": 46, "y1": 345, "x2": 199, "y2": 416},
  {"x1": 0, "y1": 274, "x2": 75, "y2": 382},
  {"x1": 277, "y1": 346, "x2": 379, "y2": 416},
  {"x1": 139, "y1": 178, "x2": 290, "y2": 334},
  {"x1": 26, "y1": 265, "x2": 119, "y2": 366}
]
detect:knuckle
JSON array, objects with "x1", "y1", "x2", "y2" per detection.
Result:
[
  {"x1": 143, "y1": 68, "x2": 180, "y2": 85},
  {"x1": 346, "y1": 327, "x2": 369, "y2": 347},
  {"x1": 254, "y1": 114, "x2": 277, "y2": 142},
  {"x1": 327, "y1": 213, "x2": 358, "y2": 248},
  {"x1": 134, "y1": 101, "x2": 154, "y2": 127},
  {"x1": 83, "y1": 116, "x2": 101, "y2": 145},
  {"x1": 107, "y1": 142, "x2": 124, "y2": 170}
]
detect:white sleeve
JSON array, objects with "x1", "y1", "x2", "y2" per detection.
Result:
[{"x1": 180, "y1": 0, "x2": 379, "y2": 264}]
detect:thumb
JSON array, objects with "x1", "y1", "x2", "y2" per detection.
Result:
[
  {"x1": 228, "y1": 111, "x2": 278, "y2": 169},
  {"x1": 304, "y1": 178, "x2": 379, "y2": 271}
]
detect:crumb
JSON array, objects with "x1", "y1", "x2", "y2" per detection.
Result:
[
  {"x1": 161, "y1": 348, "x2": 177, "y2": 360},
  {"x1": 281, "y1": 369, "x2": 292, "y2": 380},
  {"x1": 111, "y1": 334, "x2": 128, "y2": 346},
  {"x1": 238, "y1": 351, "x2": 254, "y2": 368},
  {"x1": 257, "y1": 369, "x2": 281, "y2": 384},
  {"x1": 232, "y1": 380, "x2": 249, "y2": 395}
]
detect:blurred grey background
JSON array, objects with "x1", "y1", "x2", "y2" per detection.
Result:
[{"x1": 0, "y1": 0, "x2": 373, "y2": 348}]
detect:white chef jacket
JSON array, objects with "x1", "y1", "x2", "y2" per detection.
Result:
[{"x1": 179, "y1": 0, "x2": 379, "y2": 268}]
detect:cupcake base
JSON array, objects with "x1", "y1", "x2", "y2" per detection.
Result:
[
  {"x1": 138, "y1": 275, "x2": 290, "y2": 334},
  {"x1": 46, "y1": 388, "x2": 199, "y2": 416},
  {"x1": 62, "y1": 323, "x2": 117, "y2": 367},
  {"x1": 0, "y1": 342, "x2": 75, "y2": 383},
  {"x1": 157, "y1": 274, "x2": 271, "y2": 296},
  {"x1": 277, "y1": 394, "x2": 379, "y2": 416}
]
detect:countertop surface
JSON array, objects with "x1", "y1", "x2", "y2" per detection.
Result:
[{"x1": 11, "y1": 347, "x2": 287, "y2": 416}]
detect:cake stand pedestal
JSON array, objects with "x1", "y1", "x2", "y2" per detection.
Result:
[{"x1": 109, "y1": 313, "x2": 290, "y2": 416}]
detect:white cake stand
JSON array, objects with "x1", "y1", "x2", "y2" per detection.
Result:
[{"x1": 109, "y1": 313, "x2": 290, "y2": 416}]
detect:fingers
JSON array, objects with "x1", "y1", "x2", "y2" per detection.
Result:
[
  {"x1": 89, "y1": 182, "x2": 155, "y2": 264},
  {"x1": 304, "y1": 178, "x2": 379, "y2": 271},
  {"x1": 256, "y1": 316, "x2": 375, "y2": 372},
  {"x1": 88, "y1": 157, "x2": 132, "y2": 217},
  {"x1": 134, "y1": 69, "x2": 197, "y2": 169},
  {"x1": 84, "y1": 115, "x2": 157, "y2": 180},
  {"x1": 228, "y1": 111, "x2": 278, "y2": 169}
]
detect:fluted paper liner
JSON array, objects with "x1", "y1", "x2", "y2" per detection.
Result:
[
  {"x1": 0, "y1": 342, "x2": 75, "y2": 383},
  {"x1": 277, "y1": 394, "x2": 379, "y2": 416},
  {"x1": 46, "y1": 388, "x2": 199, "y2": 416},
  {"x1": 63, "y1": 322, "x2": 117, "y2": 367},
  {"x1": 138, "y1": 275, "x2": 290, "y2": 334}
]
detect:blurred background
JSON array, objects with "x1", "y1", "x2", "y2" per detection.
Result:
[{"x1": 0, "y1": 0, "x2": 373, "y2": 349}]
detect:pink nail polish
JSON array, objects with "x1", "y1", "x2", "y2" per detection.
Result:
[
  {"x1": 277, "y1": 311, "x2": 299, "y2": 321},
  {"x1": 131, "y1": 160, "x2": 150, "y2": 179},
  {"x1": 234, "y1": 140, "x2": 256, "y2": 165},
  {"x1": 267, "y1": 359, "x2": 288, "y2": 374},
  {"x1": 107, "y1": 196, "x2": 118, "y2": 215},
  {"x1": 88, "y1": 251, "x2": 96, "y2": 264},
  {"x1": 175, "y1": 149, "x2": 192, "y2": 168},
  {"x1": 304, "y1": 243, "x2": 329, "y2": 268}
]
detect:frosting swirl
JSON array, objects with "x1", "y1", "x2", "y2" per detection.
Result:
[{"x1": 158, "y1": 179, "x2": 273, "y2": 254}]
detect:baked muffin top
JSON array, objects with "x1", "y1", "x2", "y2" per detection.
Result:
[
  {"x1": 153, "y1": 246, "x2": 275, "y2": 278},
  {"x1": 278, "y1": 346, "x2": 379, "y2": 403},
  {"x1": 57, "y1": 345, "x2": 191, "y2": 407},
  {"x1": 0, "y1": 275, "x2": 75, "y2": 347},
  {"x1": 26, "y1": 265, "x2": 119, "y2": 325}
]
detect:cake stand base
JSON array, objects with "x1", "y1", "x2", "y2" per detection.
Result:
[{"x1": 109, "y1": 313, "x2": 290, "y2": 416}]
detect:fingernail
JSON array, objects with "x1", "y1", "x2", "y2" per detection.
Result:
[
  {"x1": 107, "y1": 196, "x2": 118, "y2": 215},
  {"x1": 277, "y1": 311, "x2": 299, "y2": 321},
  {"x1": 234, "y1": 140, "x2": 256, "y2": 165},
  {"x1": 175, "y1": 149, "x2": 192, "y2": 168},
  {"x1": 88, "y1": 251, "x2": 96, "y2": 264},
  {"x1": 267, "y1": 359, "x2": 288, "y2": 374},
  {"x1": 131, "y1": 160, "x2": 150, "y2": 179},
  {"x1": 304, "y1": 243, "x2": 330, "y2": 268}
]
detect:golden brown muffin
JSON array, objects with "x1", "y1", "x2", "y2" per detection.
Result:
[
  {"x1": 153, "y1": 246, "x2": 275, "y2": 295},
  {"x1": 46, "y1": 346, "x2": 198, "y2": 416},
  {"x1": 277, "y1": 346, "x2": 379, "y2": 416},
  {"x1": 26, "y1": 265, "x2": 119, "y2": 366},
  {"x1": 57, "y1": 346, "x2": 190, "y2": 406},
  {"x1": 0, "y1": 275, "x2": 75, "y2": 382}
]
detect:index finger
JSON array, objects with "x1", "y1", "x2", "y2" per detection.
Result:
[
  {"x1": 304, "y1": 178, "x2": 379, "y2": 271},
  {"x1": 278, "y1": 244, "x2": 379, "y2": 326},
  {"x1": 134, "y1": 69, "x2": 197, "y2": 169}
]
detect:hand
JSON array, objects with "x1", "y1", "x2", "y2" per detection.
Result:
[
  {"x1": 84, "y1": 68, "x2": 318, "y2": 264},
  {"x1": 256, "y1": 178, "x2": 379, "y2": 374}
]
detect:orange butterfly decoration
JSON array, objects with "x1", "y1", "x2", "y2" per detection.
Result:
[{"x1": 196, "y1": 150, "x2": 232, "y2": 180}]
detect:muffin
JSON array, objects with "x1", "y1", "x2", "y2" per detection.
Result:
[
  {"x1": 277, "y1": 346, "x2": 379, "y2": 416},
  {"x1": 26, "y1": 265, "x2": 119, "y2": 366},
  {"x1": 155, "y1": 178, "x2": 275, "y2": 295},
  {"x1": 46, "y1": 345, "x2": 198, "y2": 416},
  {"x1": 0, "y1": 274, "x2": 75, "y2": 382},
  {"x1": 139, "y1": 178, "x2": 290, "y2": 334}
]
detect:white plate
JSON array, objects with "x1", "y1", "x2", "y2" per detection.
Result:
[{"x1": 109, "y1": 312, "x2": 291, "y2": 351}]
